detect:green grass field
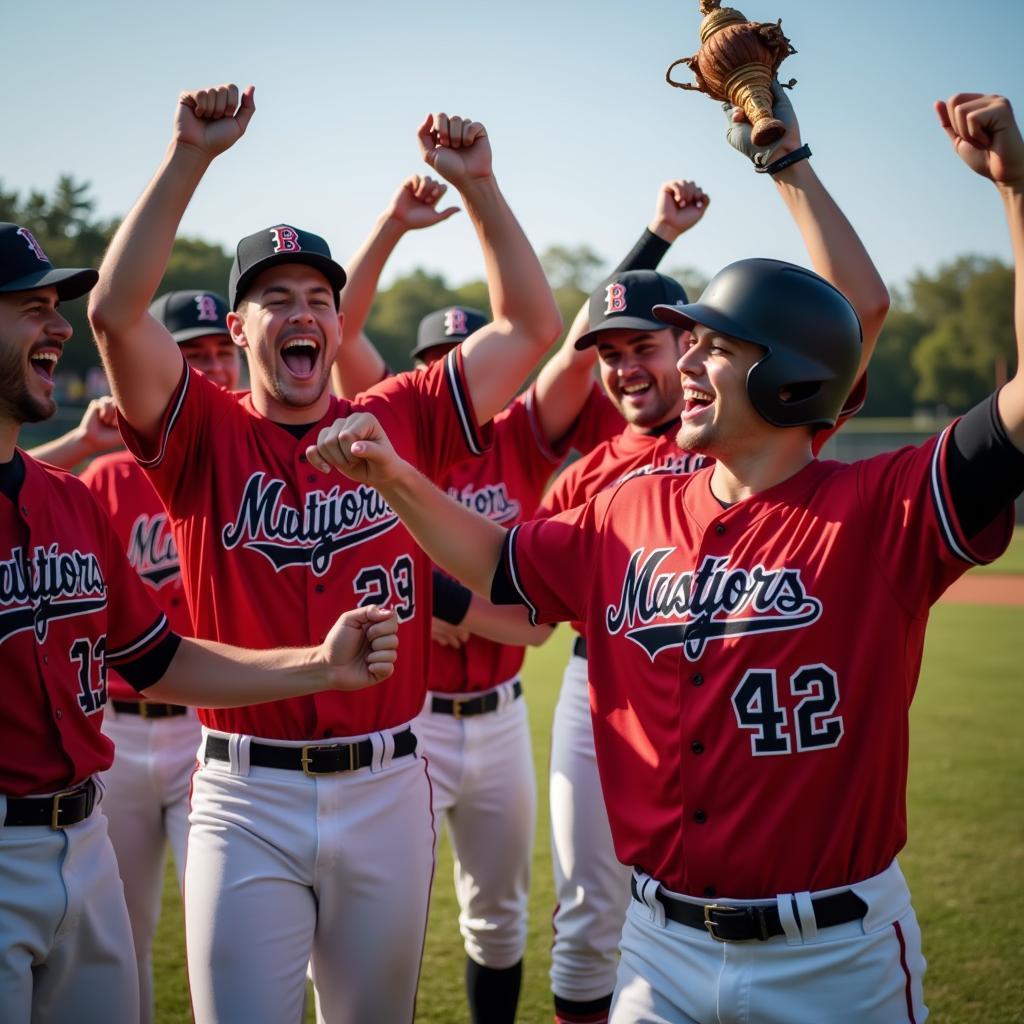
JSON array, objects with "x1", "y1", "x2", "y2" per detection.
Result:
[{"x1": 153, "y1": 610, "x2": 1023, "y2": 1023}]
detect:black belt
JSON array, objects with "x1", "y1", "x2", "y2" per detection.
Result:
[
  {"x1": 4, "y1": 779, "x2": 98, "y2": 829},
  {"x1": 204, "y1": 728, "x2": 417, "y2": 776},
  {"x1": 630, "y1": 875, "x2": 867, "y2": 942},
  {"x1": 572, "y1": 635, "x2": 587, "y2": 659},
  {"x1": 431, "y1": 680, "x2": 522, "y2": 718},
  {"x1": 112, "y1": 699, "x2": 188, "y2": 719}
]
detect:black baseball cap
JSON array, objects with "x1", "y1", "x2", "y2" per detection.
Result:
[
  {"x1": 574, "y1": 270, "x2": 689, "y2": 350},
  {"x1": 410, "y1": 306, "x2": 489, "y2": 361},
  {"x1": 228, "y1": 224, "x2": 347, "y2": 311},
  {"x1": 0, "y1": 222, "x2": 97, "y2": 301},
  {"x1": 149, "y1": 290, "x2": 231, "y2": 343}
]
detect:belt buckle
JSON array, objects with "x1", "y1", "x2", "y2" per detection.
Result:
[
  {"x1": 301, "y1": 743, "x2": 359, "y2": 775},
  {"x1": 301, "y1": 744, "x2": 340, "y2": 776},
  {"x1": 50, "y1": 788, "x2": 79, "y2": 830},
  {"x1": 138, "y1": 702, "x2": 153, "y2": 719},
  {"x1": 703, "y1": 904, "x2": 735, "y2": 942},
  {"x1": 703, "y1": 903, "x2": 768, "y2": 942},
  {"x1": 451, "y1": 699, "x2": 465, "y2": 720}
]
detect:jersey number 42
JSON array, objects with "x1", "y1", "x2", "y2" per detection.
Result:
[{"x1": 732, "y1": 663, "x2": 843, "y2": 756}]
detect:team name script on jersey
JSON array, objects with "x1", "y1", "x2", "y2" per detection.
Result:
[
  {"x1": 0, "y1": 544, "x2": 107, "y2": 643},
  {"x1": 221, "y1": 472, "x2": 399, "y2": 576},
  {"x1": 447, "y1": 482, "x2": 521, "y2": 524},
  {"x1": 606, "y1": 549, "x2": 822, "y2": 661},
  {"x1": 616, "y1": 453, "x2": 708, "y2": 488},
  {"x1": 127, "y1": 512, "x2": 179, "y2": 588}
]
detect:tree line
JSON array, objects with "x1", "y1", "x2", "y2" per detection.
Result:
[{"x1": 3, "y1": 177, "x2": 1013, "y2": 418}]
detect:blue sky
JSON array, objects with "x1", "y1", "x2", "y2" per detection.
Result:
[{"x1": 5, "y1": 0, "x2": 1023, "y2": 293}]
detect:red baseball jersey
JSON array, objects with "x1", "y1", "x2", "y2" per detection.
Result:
[
  {"x1": 80, "y1": 450, "x2": 190, "y2": 703},
  {"x1": 502, "y1": 425, "x2": 1013, "y2": 899},
  {"x1": 430, "y1": 385, "x2": 585, "y2": 694},
  {"x1": 120, "y1": 349, "x2": 490, "y2": 740},
  {"x1": 538, "y1": 377, "x2": 868, "y2": 634},
  {"x1": 0, "y1": 454, "x2": 172, "y2": 795},
  {"x1": 562, "y1": 381, "x2": 624, "y2": 456}
]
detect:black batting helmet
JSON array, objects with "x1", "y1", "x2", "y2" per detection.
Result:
[{"x1": 653, "y1": 258, "x2": 862, "y2": 428}]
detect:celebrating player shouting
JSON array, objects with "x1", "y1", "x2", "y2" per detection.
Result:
[
  {"x1": 540, "y1": 83, "x2": 889, "y2": 1024},
  {"x1": 88, "y1": 84, "x2": 561, "y2": 1023},
  {"x1": 0, "y1": 224, "x2": 397, "y2": 1024},
  {"x1": 307, "y1": 91, "x2": 1024, "y2": 1023}
]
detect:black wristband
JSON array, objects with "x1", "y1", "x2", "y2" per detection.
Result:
[
  {"x1": 432, "y1": 569, "x2": 473, "y2": 625},
  {"x1": 757, "y1": 143, "x2": 812, "y2": 176},
  {"x1": 613, "y1": 228, "x2": 671, "y2": 275}
]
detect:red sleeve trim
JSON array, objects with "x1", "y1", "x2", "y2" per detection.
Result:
[
  {"x1": 120, "y1": 362, "x2": 190, "y2": 470},
  {"x1": 107, "y1": 613, "x2": 171, "y2": 664},
  {"x1": 444, "y1": 348, "x2": 490, "y2": 456},
  {"x1": 503, "y1": 524, "x2": 540, "y2": 624},
  {"x1": 928, "y1": 423, "x2": 1007, "y2": 565}
]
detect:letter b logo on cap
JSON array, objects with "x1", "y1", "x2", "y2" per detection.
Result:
[
  {"x1": 270, "y1": 226, "x2": 301, "y2": 254},
  {"x1": 604, "y1": 282, "x2": 627, "y2": 315},
  {"x1": 194, "y1": 294, "x2": 219, "y2": 322},
  {"x1": 17, "y1": 227, "x2": 48, "y2": 264},
  {"x1": 444, "y1": 308, "x2": 469, "y2": 336}
]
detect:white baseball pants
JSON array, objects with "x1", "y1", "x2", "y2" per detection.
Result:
[
  {"x1": 184, "y1": 726, "x2": 435, "y2": 1024},
  {"x1": 101, "y1": 706, "x2": 199, "y2": 1024},
  {"x1": 549, "y1": 650, "x2": 631, "y2": 1001},
  {"x1": 0, "y1": 789, "x2": 139, "y2": 1024},
  {"x1": 415, "y1": 677, "x2": 536, "y2": 968},
  {"x1": 611, "y1": 860, "x2": 928, "y2": 1024}
]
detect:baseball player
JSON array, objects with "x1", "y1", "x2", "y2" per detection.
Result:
[
  {"x1": 539, "y1": 83, "x2": 889, "y2": 1024},
  {"x1": 0, "y1": 222, "x2": 398, "y2": 1024},
  {"x1": 88, "y1": 85, "x2": 562, "y2": 1023},
  {"x1": 79, "y1": 291, "x2": 238, "y2": 1024},
  {"x1": 308, "y1": 89, "x2": 1024, "y2": 1024},
  {"x1": 329, "y1": 172, "x2": 709, "y2": 1024}
]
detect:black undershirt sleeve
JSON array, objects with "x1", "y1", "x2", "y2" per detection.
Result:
[
  {"x1": 612, "y1": 228, "x2": 671, "y2": 275},
  {"x1": 122, "y1": 632, "x2": 183, "y2": 693},
  {"x1": 947, "y1": 392, "x2": 1024, "y2": 538},
  {"x1": 0, "y1": 452, "x2": 26, "y2": 501},
  {"x1": 432, "y1": 569, "x2": 473, "y2": 625},
  {"x1": 489, "y1": 533, "x2": 520, "y2": 606}
]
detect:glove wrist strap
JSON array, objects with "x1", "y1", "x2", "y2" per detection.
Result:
[{"x1": 757, "y1": 143, "x2": 812, "y2": 176}]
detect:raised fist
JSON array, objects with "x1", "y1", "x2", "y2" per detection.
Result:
[
  {"x1": 651, "y1": 179, "x2": 710, "y2": 242},
  {"x1": 936, "y1": 93, "x2": 1024, "y2": 189},
  {"x1": 174, "y1": 83, "x2": 256, "y2": 159},
  {"x1": 387, "y1": 174, "x2": 460, "y2": 231},
  {"x1": 417, "y1": 113, "x2": 492, "y2": 190}
]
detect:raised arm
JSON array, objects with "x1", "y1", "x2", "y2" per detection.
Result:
[
  {"x1": 937, "y1": 92, "x2": 1024, "y2": 449},
  {"x1": 307, "y1": 413, "x2": 505, "y2": 596},
  {"x1": 88, "y1": 84, "x2": 255, "y2": 439},
  {"x1": 727, "y1": 85, "x2": 889, "y2": 376},
  {"x1": 418, "y1": 113, "x2": 562, "y2": 423},
  {"x1": 26, "y1": 396, "x2": 121, "y2": 469},
  {"x1": 332, "y1": 175, "x2": 458, "y2": 397},
  {"x1": 532, "y1": 178, "x2": 710, "y2": 445}
]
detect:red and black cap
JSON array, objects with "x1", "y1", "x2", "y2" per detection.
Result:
[
  {"x1": 149, "y1": 290, "x2": 231, "y2": 344},
  {"x1": 574, "y1": 270, "x2": 689, "y2": 350},
  {"x1": 411, "y1": 306, "x2": 489, "y2": 362},
  {"x1": 0, "y1": 222, "x2": 97, "y2": 301},
  {"x1": 229, "y1": 225, "x2": 347, "y2": 311}
]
